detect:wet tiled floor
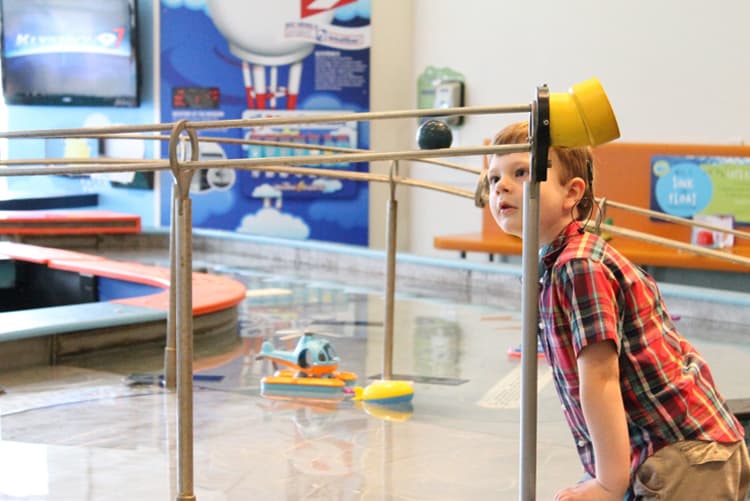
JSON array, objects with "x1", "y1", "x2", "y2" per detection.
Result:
[{"x1": 0, "y1": 265, "x2": 748, "y2": 500}]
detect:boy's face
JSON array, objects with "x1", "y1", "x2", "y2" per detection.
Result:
[{"x1": 487, "y1": 151, "x2": 582, "y2": 246}]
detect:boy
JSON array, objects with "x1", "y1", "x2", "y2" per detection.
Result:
[{"x1": 485, "y1": 121, "x2": 750, "y2": 500}]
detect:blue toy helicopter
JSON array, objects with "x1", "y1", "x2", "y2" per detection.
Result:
[
  {"x1": 257, "y1": 330, "x2": 348, "y2": 378},
  {"x1": 256, "y1": 330, "x2": 358, "y2": 396}
]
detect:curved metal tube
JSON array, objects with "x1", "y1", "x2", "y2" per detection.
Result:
[
  {"x1": 0, "y1": 103, "x2": 530, "y2": 139},
  {"x1": 597, "y1": 197, "x2": 750, "y2": 241}
]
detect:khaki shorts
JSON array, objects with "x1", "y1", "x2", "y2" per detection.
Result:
[{"x1": 633, "y1": 439, "x2": 750, "y2": 500}]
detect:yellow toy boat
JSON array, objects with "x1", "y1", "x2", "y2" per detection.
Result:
[{"x1": 352, "y1": 379, "x2": 414, "y2": 405}]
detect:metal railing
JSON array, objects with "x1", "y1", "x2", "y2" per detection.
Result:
[{"x1": 1, "y1": 100, "x2": 748, "y2": 501}]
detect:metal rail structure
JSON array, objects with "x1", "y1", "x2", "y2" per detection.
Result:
[
  {"x1": 0, "y1": 101, "x2": 536, "y2": 501},
  {"x1": 0, "y1": 85, "x2": 747, "y2": 500}
]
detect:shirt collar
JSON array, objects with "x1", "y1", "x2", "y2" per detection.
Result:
[{"x1": 540, "y1": 222, "x2": 582, "y2": 270}]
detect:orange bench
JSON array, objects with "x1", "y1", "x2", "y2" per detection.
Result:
[
  {"x1": 0, "y1": 209, "x2": 141, "y2": 235},
  {"x1": 0, "y1": 241, "x2": 246, "y2": 369},
  {"x1": 434, "y1": 142, "x2": 750, "y2": 272},
  {"x1": 0, "y1": 241, "x2": 247, "y2": 315}
]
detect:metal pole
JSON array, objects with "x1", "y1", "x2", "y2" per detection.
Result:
[
  {"x1": 519, "y1": 87, "x2": 551, "y2": 501},
  {"x1": 188, "y1": 144, "x2": 526, "y2": 170},
  {"x1": 164, "y1": 182, "x2": 178, "y2": 390},
  {"x1": 167, "y1": 120, "x2": 199, "y2": 501},
  {"x1": 596, "y1": 222, "x2": 750, "y2": 267},
  {"x1": 383, "y1": 161, "x2": 399, "y2": 380},
  {"x1": 0, "y1": 133, "x2": 484, "y2": 174},
  {"x1": 598, "y1": 198, "x2": 750, "y2": 240},
  {"x1": 0, "y1": 103, "x2": 531, "y2": 140},
  {"x1": 178, "y1": 103, "x2": 532, "y2": 132},
  {"x1": 175, "y1": 193, "x2": 195, "y2": 501},
  {"x1": 0, "y1": 144, "x2": 526, "y2": 178},
  {"x1": 519, "y1": 179, "x2": 540, "y2": 501}
]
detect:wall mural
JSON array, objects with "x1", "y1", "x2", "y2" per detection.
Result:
[{"x1": 159, "y1": 0, "x2": 371, "y2": 245}]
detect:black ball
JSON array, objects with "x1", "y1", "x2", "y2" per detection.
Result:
[{"x1": 417, "y1": 119, "x2": 452, "y2": 150}]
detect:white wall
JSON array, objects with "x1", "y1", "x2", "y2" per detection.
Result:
[
  {"x1": 392, "y1": 0, "x2": 750, "y2": 257},
  {"x1": 369, "y1": 1, "x2": 415, "y2": 250}
]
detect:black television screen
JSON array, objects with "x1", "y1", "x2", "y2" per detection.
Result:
[{"x1": 0, "y1": 0, "x2": 140, "y2": 107}]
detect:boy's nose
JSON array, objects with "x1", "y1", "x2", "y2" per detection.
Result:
[{"x1": 495, "y1": 176, "x2": 511, "y2": 193}]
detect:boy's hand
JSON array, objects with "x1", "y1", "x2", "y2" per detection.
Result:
[{"x1": 554, "y1": 478, "x2": 620, "y2": 500}]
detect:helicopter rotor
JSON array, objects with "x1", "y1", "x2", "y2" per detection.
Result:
[{"x1": 275, "y1": 328, "x2": 346, "y2": 341}]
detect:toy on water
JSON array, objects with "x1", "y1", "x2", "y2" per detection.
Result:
[
  {"x1": 260, "y1": 368, "x2": 356, "y2": 400},
  {"x1": 256, "y1": 331, "x2": 358, "y2": 398},
  {"x1": 417, "y1": 119, "x2": 452, "y2": 150},
  {"x1": 350, "y1": 379, "x2": 414, "y2": 405},
  {"x1": 256, "y1": 331, "x2": 416, "y2": 418}
]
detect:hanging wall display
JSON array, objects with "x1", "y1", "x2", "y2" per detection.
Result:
[
  {"x1": 159, "y1": 0, "x2": 371, "y2": 244},
  {"x1": 650, "y1": 155, "x2": 750, "y2": 225}
]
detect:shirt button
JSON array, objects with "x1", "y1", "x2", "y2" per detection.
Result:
[
  {"x1": 577, "y1": 439, "x2": 587, "y2": 448},
  {"x1": 538, "y1": 321, "x2": 545, "y2": 330}
]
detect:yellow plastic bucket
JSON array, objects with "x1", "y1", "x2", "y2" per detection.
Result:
[{"x1": 549, "y1": 78, "x2": 620, "y2": 147}]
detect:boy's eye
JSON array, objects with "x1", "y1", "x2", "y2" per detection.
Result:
[
  {"x1": 515, "y1": 168, "x2": 529, "y2": 178},
  {"x1": 489, "y1": 175, "x2": 500, "y2": 185}
]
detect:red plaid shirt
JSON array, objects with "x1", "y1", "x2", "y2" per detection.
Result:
[{"x1": 538, "y1": 222, "x2": 744, "y2": 497}]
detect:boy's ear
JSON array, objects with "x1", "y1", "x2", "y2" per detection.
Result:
[
  {"x1": 566, "y1": 177, "x2": 587, "y2": 208},
  {"x1": 474, "y1": 165, "x2": 489, "y2": 208}
]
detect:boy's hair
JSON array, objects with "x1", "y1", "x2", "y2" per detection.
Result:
[{"x1": 492, "y1": 121, "x2": 595, "y2": 221}]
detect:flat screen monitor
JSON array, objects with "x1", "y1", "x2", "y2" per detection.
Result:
[{"x1": 0, "y1": 0, "x2": 140, "y2": 107}]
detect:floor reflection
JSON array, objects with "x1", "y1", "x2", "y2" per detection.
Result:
[{"x1": 0, "y1": 264, "x2": 748, "y2": 500}]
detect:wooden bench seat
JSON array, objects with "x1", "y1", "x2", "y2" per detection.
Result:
[
  {"x1": 0, "y1": 209, "x2": 141, "y2": 235},
  {"x1": 435, "y1": 230, "x2": 750, "y2": 272}
]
